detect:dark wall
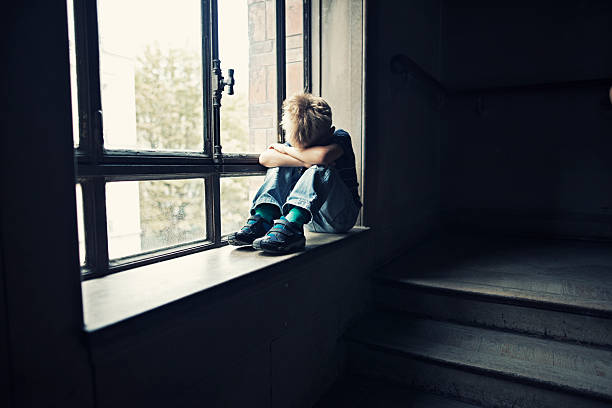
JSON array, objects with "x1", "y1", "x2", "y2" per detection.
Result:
[
  {"x1": 440, "y1": 1, "x2": 612, "y2": 238},
  {"x1": 442, "y1": 85, "x2": 612, "y2": 237},
  {"x1": 0, "y1": 241, "x2": 9, "y2": 408},
  {"x1": 86, "y1": 238, "x2": 372, "y2": 408},
  {"x1": 1, "y1": 2, "x2": 94, "y2": 407},
  {"x1": 364, "y1": 0, "x2": 443, "y2": 261},
  {"x1": 440, "y1": 1, "x2": 612, "y2": 90}
]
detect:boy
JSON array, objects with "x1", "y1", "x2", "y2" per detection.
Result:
[{"x1": 228, "y1": 93, "x2": 361, "y2": 253}]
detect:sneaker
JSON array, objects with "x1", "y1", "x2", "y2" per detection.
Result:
[
  {"x1": 227, "y1": 214, "x2": 273, "y2": 246},
  {"x1": 252, "y1": 217, "x2": 306, "y2": 254}
]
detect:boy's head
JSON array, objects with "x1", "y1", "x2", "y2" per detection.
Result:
[{"x1": 281, "y1": 93, "x2": 333, "y2": 148}]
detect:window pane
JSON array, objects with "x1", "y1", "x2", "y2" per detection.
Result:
[
  {"x1": 285, "y1": 0, "x2": 304, "y2": 98},
  {"x1": 219, "y1": 0, "x2": 277, "y2": 153},
  {"x1": 67, "y1": 0, "x2": 80, "y2": 147},
  {"x1": 221, "y1": 175, "x2": 265, "y2": 236},
  {"x1": 75, "y1": 184, "x2": 86, "y2": 265},
  {"x1": 106, "y1": 179, "x2": 206, "y2": 260},
  {"x1": 98, "y1": 0, "x2": 204, "y2": 151}
]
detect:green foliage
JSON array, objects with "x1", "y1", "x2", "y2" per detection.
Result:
[
  {"x1": 133, "y1": 44, "x2": 256, "y2": 248},
  {"x1": 220, "y1": 176, "x2": 264, "y2": 235},
  {"x1": 138, "y1": 179, "x2": 205, "y2": 251},
  {"x1": 135, "y1": 45, "x2": 206, "y2": 248},
  {"x1": 220, "y1": 89, "x2": 249, "y2": 152},
  {"x1": 134, "y1": 45, "x2": 203, "y2": 151}
]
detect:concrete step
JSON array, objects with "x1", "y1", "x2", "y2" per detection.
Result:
[
  {"x1": 314, "y1": 375, "x2": 480, "y2": 408},
  {"x1": 345, "y1": 313, "x2": 612, "y2": 408},
  {"x1": 374, "y1": 235, "x2": 612, "y2": 346}
]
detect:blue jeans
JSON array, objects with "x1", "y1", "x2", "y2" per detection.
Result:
[{"x1": 251, "y1": 166, "x2": 359, "y2": 233}]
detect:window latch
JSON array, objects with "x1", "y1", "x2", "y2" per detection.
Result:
[
  {"x1": 212, "y1": 59, "x2": 235, "y2": 108},
  {"x1": 211, "y1": 60, "x2": 235, "y2": 163},
  {"x1": 225, "y1": 69, "x2": 235, "y2": 95}
]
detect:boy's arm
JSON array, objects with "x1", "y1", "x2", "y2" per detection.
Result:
[
  {"x1": 273, "y1": 143, "x2": 343, "y2": 166},
  {"x1": 259, "y1": 147, "x2": 310, "y2": 168}
]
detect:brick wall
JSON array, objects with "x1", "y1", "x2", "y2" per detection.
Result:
[{"x1": 248, "y1": 0, "x2": 303, "y2": 149}]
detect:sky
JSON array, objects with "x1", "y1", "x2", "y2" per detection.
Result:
[{"x1": 96, "y1": 0, "x2": 249, "y2": 73}]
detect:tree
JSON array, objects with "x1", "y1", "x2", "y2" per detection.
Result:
[
  {"x1": 134, "y1": 44, "x2": 256, "y2": 248},
  {"x1": 135, "y1": 45, "x2": 203, "y2": 151}
]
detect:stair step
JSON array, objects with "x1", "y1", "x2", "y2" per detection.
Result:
[
  {"x1": 345, "y1": 313, "x2": 612, "y2": 406},
  {"x1": 374, "y1": 235, "x2": 612, "y2": 346},
  {"x1": 376, "y1": 235, "x2": 612, "y2": 317},
  {"x1": 314, "y1": 375, "x2": 479, "y2": 408},
  {"x1": 374, "y1": 283, "x2": 612, "y2": 347}
]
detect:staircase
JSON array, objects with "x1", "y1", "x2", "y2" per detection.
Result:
[{"x1": 338, "y1": 234, "x2": 612, "y2": 407}]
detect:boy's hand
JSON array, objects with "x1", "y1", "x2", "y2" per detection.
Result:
[
  {"x1": 269, "y1": 143, "x2": 287, "y2": 154},
  {"x1": 282, "y1": 144, "x2": 343, "y2": 166}
]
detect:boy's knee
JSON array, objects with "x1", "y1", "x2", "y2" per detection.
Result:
[
  {"x1": 304, "y1": 164, "x2": 334, "y2": 175},
  {"x1": 267, "y1": 166, "x2": 287, "y2": 175},
  {"x1": 266, "y1": 166, "x2": 300, "y2": 181},
  {"x1": 303, "y1": 165, "x2": 337, "y2": 183}
]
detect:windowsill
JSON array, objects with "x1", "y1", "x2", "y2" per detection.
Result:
[{"x1": 82, "y1": 227, "x2": 370, "y2": 332}]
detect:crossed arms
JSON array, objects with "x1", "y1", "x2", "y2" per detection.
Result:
[{"x1": 258, "y1": 143, "x2": 343, "y2": 168}]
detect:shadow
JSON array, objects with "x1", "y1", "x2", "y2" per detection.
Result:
[
  {"x1": 257, "y1": 248, "x2": 308, "y2": 257},
  {"x1": 232, "y1": 246, "x2": 258, "y2": 252}
]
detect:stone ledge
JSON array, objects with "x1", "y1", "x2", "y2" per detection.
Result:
[{"x1": 82, "y1": 227, "x2": 370, "y2": 332}]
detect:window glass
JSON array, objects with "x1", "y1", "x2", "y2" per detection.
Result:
[
  {"x1": 106, "y1": 179, "x2": 206, "y2": 259},
  {"x1": 220, "y1": 175, "x2": 265, "y2": 236},
  {"x1": 97, "y1": 0, "x2": 204, "y2": 151},
  {"x1": 71, "y1": 0, "x2": 312, "y2": 277},
  {"x1": 67, "y1": 0, "x2": 80, "y2": 147},
  {"x1": 219, "y1": 0, "x2": 277, "y2": 154},
  {"x1": 75, "y1": 184, "x2": 86, "y2": 265},
  {"x1": 285, "y1": 0, "x2": 304, "y2": 98}
]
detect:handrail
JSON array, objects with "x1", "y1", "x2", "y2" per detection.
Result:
[
  {"x1": 390, "y1": 54, "x2": 447, "y2": 96},
  {"x1": 389, "y1": 53, "x2": 611, "y2": 100}
]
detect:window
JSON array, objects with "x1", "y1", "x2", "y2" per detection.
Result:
[{"x1": 69, "y1": 0, "x2": 312, "y2": 279}]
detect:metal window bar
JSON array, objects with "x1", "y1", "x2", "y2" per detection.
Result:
[
  {"x1": 72, "y1": 0, "x2": 103, "y2": 162},
  {"x1": 209, "y1": 0, "x2": 224, "y2": 246},
  {"x1": 108, "y1": 237, "x2": 216, "y2": 274},
  {"x1": 201, "y1": 0, "x2": 213, "y2": 157},
  {"x1": 73, "y1": 0, "x2": 110, "y2": 279},
  {"x1": 303, "y1": 0, "x2": 312, "y2": 93},
  {"x1": 277, "y1": 0, "x2": 287, "y2": 142},
  {"x1": 210, "y1": 0, "x2": 223, "y2": 163}
]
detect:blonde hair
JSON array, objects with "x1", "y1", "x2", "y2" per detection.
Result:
[{"x1": 281, "y1": 93, "x2": 332, "y2": 147}]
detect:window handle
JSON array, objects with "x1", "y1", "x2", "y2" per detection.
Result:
[
  {"x1": 224, "y1": 69, "x2": 235, "y2": 95},
  {"x1": 212, "y1": 60, "x2": 235, "y2": 108}
]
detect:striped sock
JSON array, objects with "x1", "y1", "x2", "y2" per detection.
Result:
[
  {"x1": 253, "y1": 204, "x2": 280, "y2": 224},
  {"x1": 285, "y1": 206, "x2": 310, "y2": 226}
]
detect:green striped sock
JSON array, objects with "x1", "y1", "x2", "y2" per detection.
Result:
[
  {"x1": 253, "y1": 204, "x2": 280, "y2": 224},
  {"x1": 285, "y1": 206, "x2": 310, "y2": 226}
]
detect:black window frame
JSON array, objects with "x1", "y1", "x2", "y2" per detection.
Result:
[{"x1": 71, "y1": 0, "x2": 312, "y2": 280}]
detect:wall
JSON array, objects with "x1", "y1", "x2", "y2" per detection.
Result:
[
  {"x1": 440, "y1": 1, "x2": 612, "y2": 238},
  {"x1": 1, "y1": 2, "x2": 94, "y2": 407},
  {"x1": 0, "y1": 240, "x2": 10, "y2": 408},
  {"x1": 248, "y1": 0, "x2": 305, "y2": 149},
  {"x1": 317, "y1": 0, "x2": 365, "y2": 222},
  {"x1": 364, "y1": 0, "x2": 443, "y2": 261},
  {"x1": 87, "y1": 236, "x2": 372, "y2": 408},
  {"x1": 440, "y1": 1, "x2": 612, "y2": 91}
]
